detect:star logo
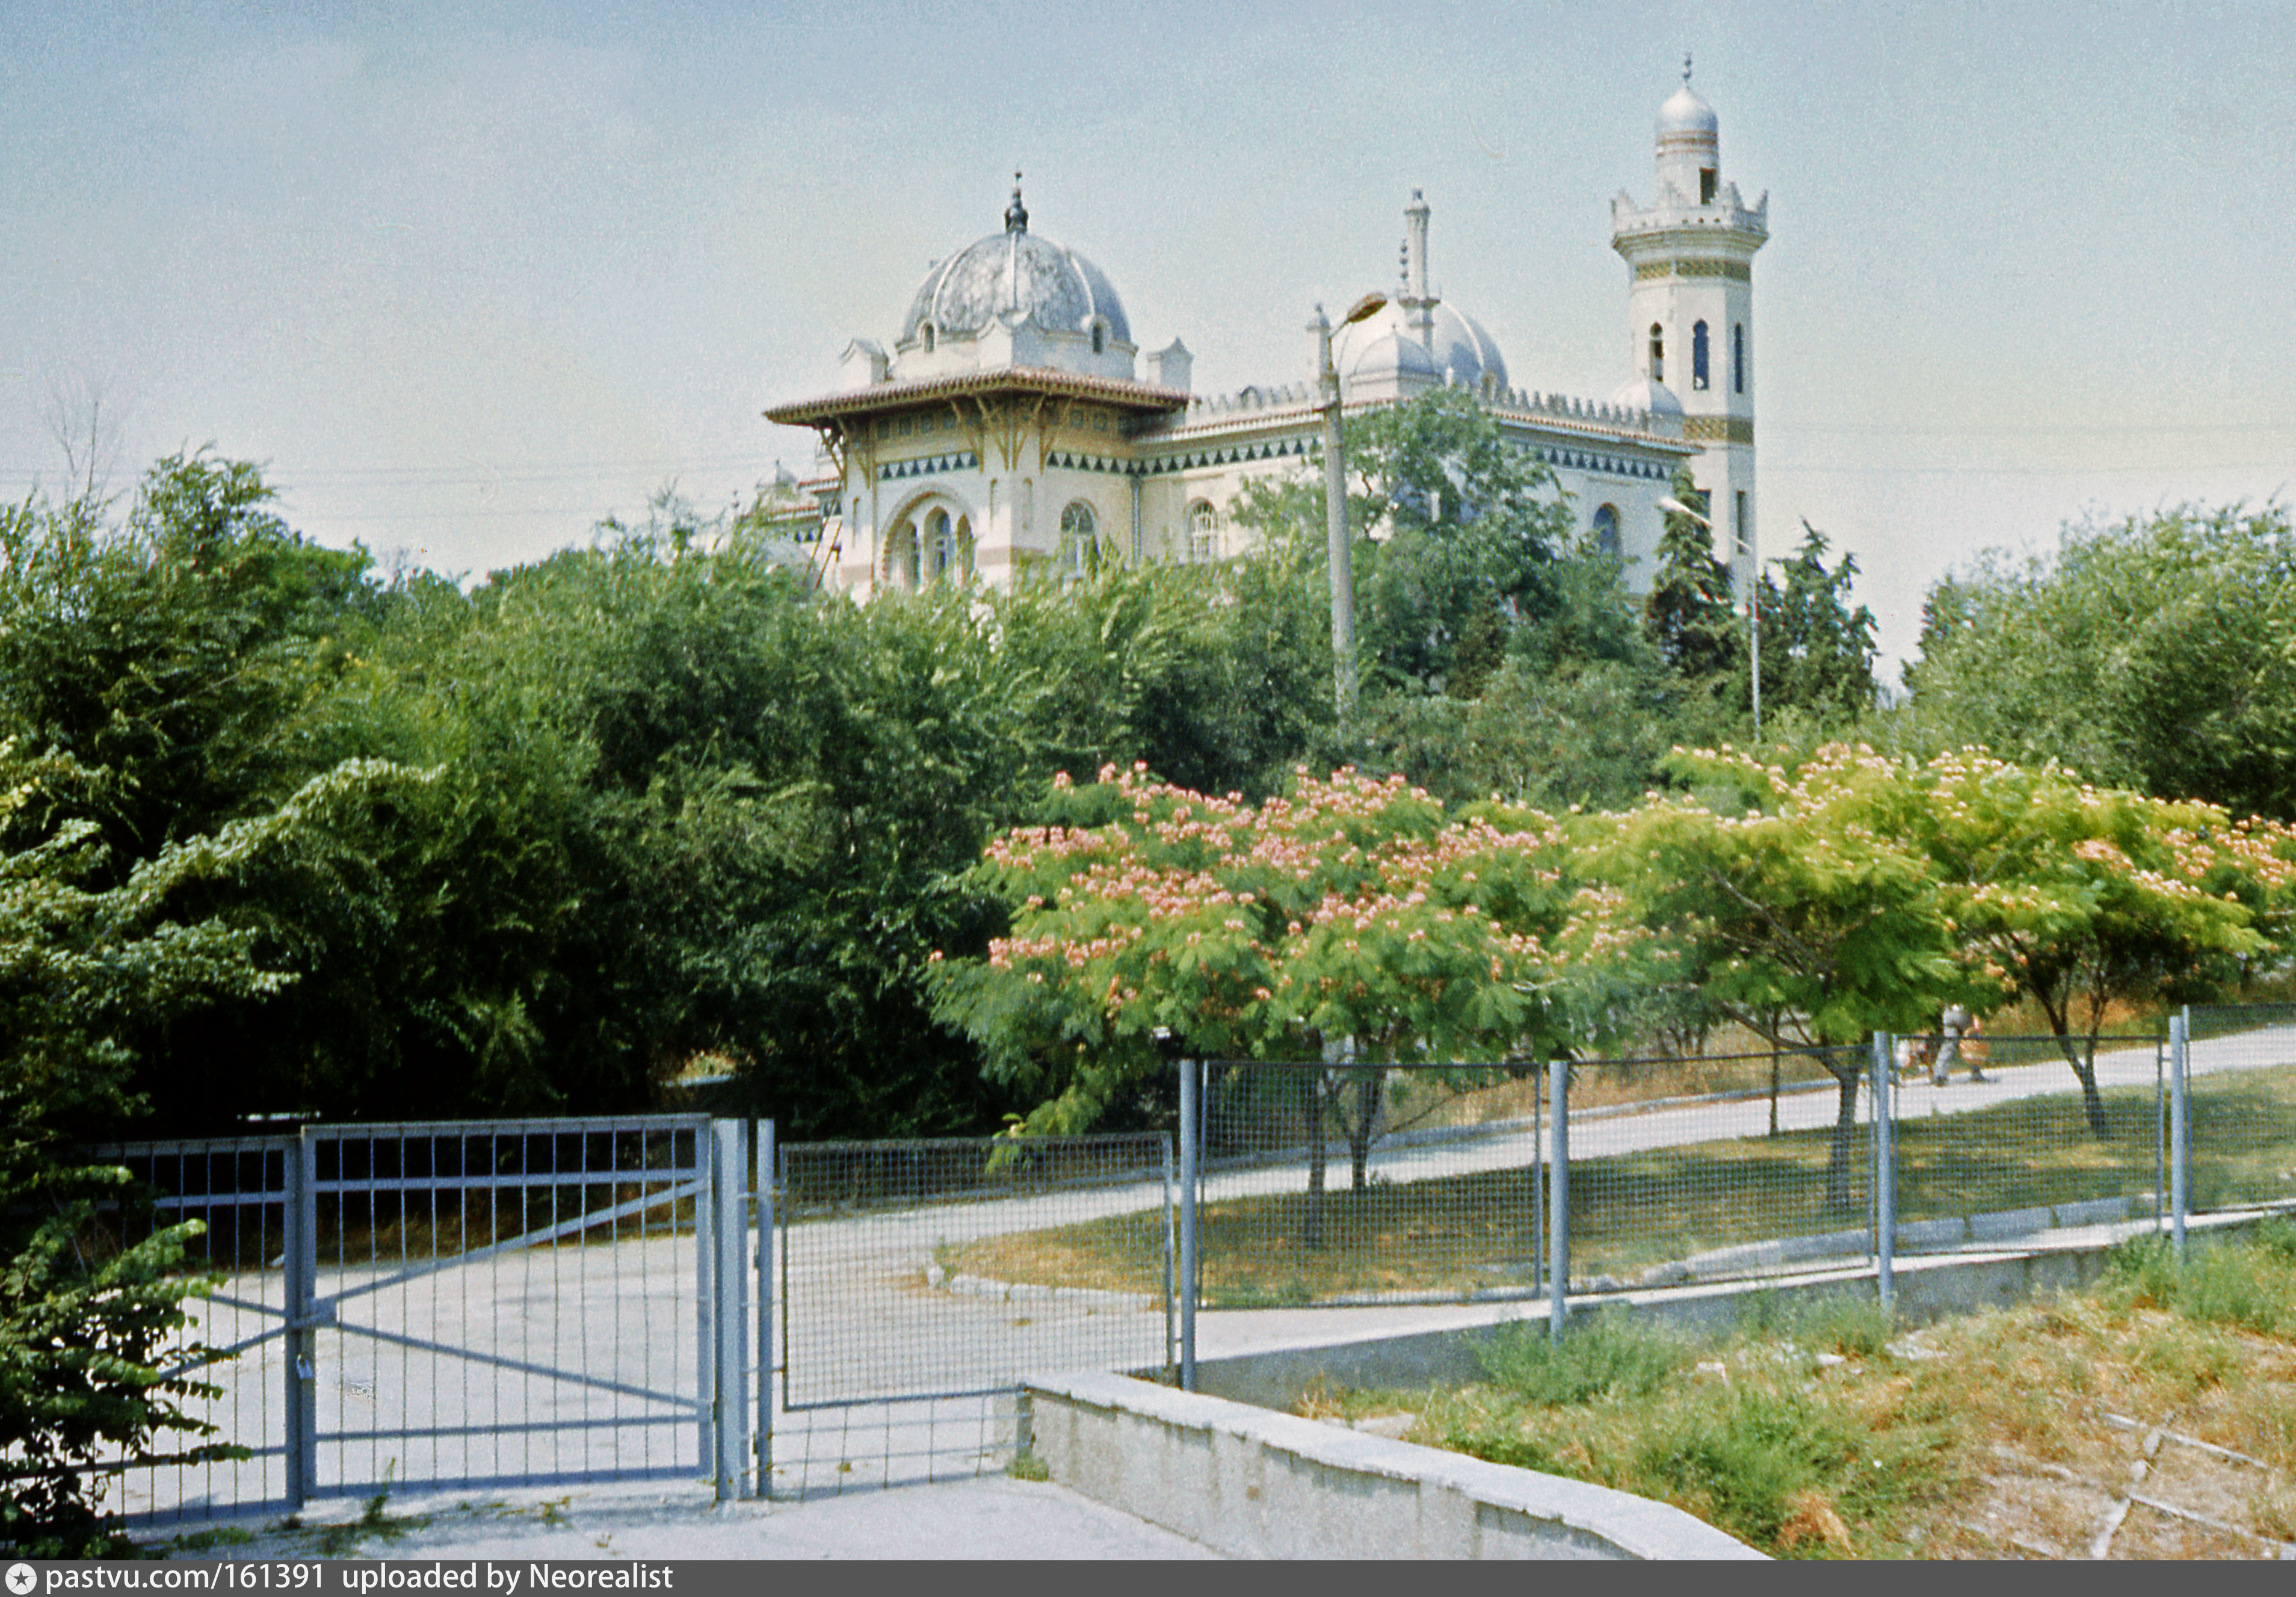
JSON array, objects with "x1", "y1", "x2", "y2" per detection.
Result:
[{"x1": 7, "y1": 1562, "x2": 36, "y2": 1594}]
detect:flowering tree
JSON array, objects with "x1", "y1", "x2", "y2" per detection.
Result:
[
  {"x1": 1603, "y1": 744, "x2": 2296, "y2": 1165},
  {"x1": 931, "y1": 764, "x2": 1640, "y2": 1220},
  {"x1": 1903, "y1": 749, "x2": 2296, "y2": 1132},
  {"x1": 1596, "y1": 744, "x2": 1966, "y2": 1208}
]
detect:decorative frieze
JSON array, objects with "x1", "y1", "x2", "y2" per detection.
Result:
[
  {"x1": 1632, "y1": 258, "x2": 1752, "y2": 282},
  {"x1": 1683, "y1": 415, "x2": 1754, "y2": 444}
]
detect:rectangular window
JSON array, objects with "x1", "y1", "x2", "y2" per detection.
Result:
[
  {"x1": 1700, "y1": 168, "x2": 1717, "y2": 204},
  {"x1": 1733, "y1": 324, "x2": 1745, "y2": 395},
  {"x1": 1735, "y1": 490, "x2": 1750, "y2": 557}
]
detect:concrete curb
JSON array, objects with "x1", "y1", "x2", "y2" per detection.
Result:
[{"x1": 1020, "y1": 1370, "x2": 1765, "y2": 1561}]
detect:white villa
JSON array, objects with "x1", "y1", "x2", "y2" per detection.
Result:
[{"x1": 765, "y1": 65, "x2": 1768, "y2": 598}]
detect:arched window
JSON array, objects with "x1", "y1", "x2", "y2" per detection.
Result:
[
  {"x1": 1692, "y1": 321, "x2": 1710, "y2": 391},
  {"x1": 1188, "y1": 501, "x2": 1222, "y2": 564},
  {"x1": 925, "y1": 509, "x2": 953, "y2": 583},
  {"x1": 1733, "y1": 323, "x2": 1745, "y2": 395},
  {"x1": 1090, "y1": 323, "x2": 1105, "y2": 356},
  {"x1": 953, "y1": 516, "x2": 974, "y2": 579},
  {"x1": 1592, "y1": 504, "x2": 1621, "y2": 558},
  {"x1": 889, "y1": 520, "x2": 921, "y2": 590},
  {"x1": 921, "y1": 323, "x2": 936, "y2": 353},
  {"x1": 1647, "y1": 323, "x2": 1664, "y2": 385},
  {"x1": 1059, "y1": 501, "x2": 1097, "y2": 576}
]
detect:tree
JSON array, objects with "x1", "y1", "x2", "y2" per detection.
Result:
[
  {"x1": 1753, "y1": 521, "x2": 1878, "y2": 729},
  {"x1": 931, "y1": 764, "x2": 1639, "y2": 1237},
  {"x1": 1230, "y1": 386, "x2": 1575, "y2": 701},
  {"x1": 1910, "y1": 504, "x2": 2296, "y2": 821},
  {"x1": 1904, "y1": 750, "x2": 2295, "y2": 1132},
  {"x1": 1642, "y1": 471, "x2": 1742, "y2": 689},
  {"x1": 0, "y1": 744, "x2": 413, "y2": 1554},
  {"x1": 1596, "y1": 745, "x2": 1966, "y2": 1208}
]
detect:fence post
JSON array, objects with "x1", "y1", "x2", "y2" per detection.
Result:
[
  {"x1": 756, "y1": 1119, "x2": 775, "y2": 1501},
  {"x1": 1178, "y1": 1058, "x2": 1199, "y2": 1392},
  {"x1": 694, "y1": 1125, "x2": 714, "y2": 1478},
  {"x1": 2171, "y1": 1009, "x2": 2190, "y2": 1263},
  {"x1": 1872, "y1": 1036, "x2": 1895, "y2": 1316},
  {"x1": 1529, "y1": 1061, "x2": 1543, "y2": 1303},
  {"x1": 711, "y1": 1120, "x2": 748, "y2": 1502},
  {"x1": 1161, "y1": 1135, "x2": 1177, "y2": 1384},
  {"x1": 283, "y1": 1131, "x2": 318, "y2": 1513},
  {"x1": 1548, "y1": 1057, "x2": 1569, "y2": 1344}
]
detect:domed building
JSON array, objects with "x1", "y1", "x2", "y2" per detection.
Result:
[{"x1": 768, "y1": 67, "x2": 1765, "y2": 598}]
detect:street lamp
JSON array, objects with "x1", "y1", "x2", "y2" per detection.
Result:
[
  {"x1": 1658, "y1": 493, "x2": 1762, "y2": 744},
  {"x1": 1313, "y1": 291, "x2": 1390, "y2": 740}
]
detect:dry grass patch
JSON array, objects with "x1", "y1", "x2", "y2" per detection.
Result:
[{"x1": 1299, "y1": 1226, "x2": 2296, "y2": 1558}]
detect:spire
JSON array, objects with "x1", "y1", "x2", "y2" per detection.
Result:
[
  {"x1": 1682, "y1": 50, "x2": 1693, "y2": 86},
  {"x1": 1004, "y1": 171, "x2": 1028, "y2": 234}
]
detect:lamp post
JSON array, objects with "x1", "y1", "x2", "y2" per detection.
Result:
[
  {"x1": 1658, "y1": 493, "x2": 1762, "y2": 744},
  {"x1": 1314, "y1": 292, "x2": 1390, "y2": 740}
]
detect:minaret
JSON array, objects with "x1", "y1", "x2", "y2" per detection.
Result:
[
  {"x1": 1398, "y1": 190, "x2": 1437, "y2": 353},
  {"x1": 1611, "y1": 57, "x2": 1768, "y2": 592}
]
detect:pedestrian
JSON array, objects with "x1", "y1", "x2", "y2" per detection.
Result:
[
  {"x1": 1962, "y1": 1013, "x2": 1990, "y2": 1082},
  {"x1": 1932, "y1": 1004, "x2": 1972, "y2": 1086}
]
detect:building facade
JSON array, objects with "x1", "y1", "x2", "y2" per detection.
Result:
[{"x1": 766, "y1": 68, "x2": 1764, "y2": 600}]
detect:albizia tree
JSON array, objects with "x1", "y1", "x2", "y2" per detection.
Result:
[{"x1": 930, "y1": 763, "x2": 1644, "y2": 1192}]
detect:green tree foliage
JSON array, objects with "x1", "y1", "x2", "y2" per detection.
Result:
[
  {"x1": 1751, "y1": 522, "x2": 1878, "y2": 731},
  {"x1": 1597, "y1": 745, "x2": 1958, "y2": 1207},
  {"x1": 0, "y1": 744, "x2": 415, "y2": 1554},
  {"x1": 0, "y1": 453, "x2": 378, "y2": 871},
  {"x1": 1909, "y1": 504, "x2": 2296, "y2": 821},
  {"x1": 931, "y1": 765, "x2": 1640, "y2": 1139},
  {"x1": 1901, "y1": 749, "x2": 2293, "y2": 1132},
  {"x1": 1642, "y1": 472, "x2": 1742, "y2": 688}
]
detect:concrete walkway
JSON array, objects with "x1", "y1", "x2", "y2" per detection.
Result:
[{"x1": 155, "y1": 1476, "x2": 1224, "y2": 1561}]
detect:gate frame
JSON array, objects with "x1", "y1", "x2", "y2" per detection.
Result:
[{"x1": 99, "y1": 1114, "x2": 754, "y2": 1521}]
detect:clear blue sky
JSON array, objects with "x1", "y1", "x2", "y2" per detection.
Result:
[{"x1": 5, "y1": 1, "x2": 2291, "y2": 681}]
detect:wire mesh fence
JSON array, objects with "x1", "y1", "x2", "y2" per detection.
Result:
[
  {"x1": 1564, "y1": 1048, "x2": 1874, "y2": 1291},
  {"x1": 2185, "y1": 1004, "x2": 2296, "y2": 1216},
  {"x1": 769, "y1": 1132, "x2": 1171, "y2": 1499},
  {"x1": 1886, "y1": 1032, "x2": 2165, "y2": 1249},
  {"x1": 1190, "y1": 1062, "x2": 1545, "y2": 1308}
]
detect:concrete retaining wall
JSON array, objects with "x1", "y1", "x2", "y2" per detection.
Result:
[
  {"x1": 1020, "y1": 1370, "x2": 1764, "y2": 1561},
  {"x1": 1190, "y1": 1211, "x2": 2280, "y2": 1413}
]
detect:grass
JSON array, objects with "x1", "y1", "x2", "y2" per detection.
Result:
[
  {"x1": 946, "y1": 1063, "x2": 2296, "y2": 1306},
  {"x1": 1304, "y1": 1225, "x2": 2296, "y2": 1558}
]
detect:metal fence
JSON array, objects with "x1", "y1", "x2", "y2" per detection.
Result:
[
  {"x1": 766, "y1": 1132, "x2": 1173, "y2": 1500},
  {"x1": 2184, "y1": 1003, "x2": 2296, "y2": 1217},
  {"x1": 88, "y1": 1116, "x2": 733, "y2": 1526},
  {"x1": 1152, "y1": 1010, "x2": 2296, "y2": 1368}
]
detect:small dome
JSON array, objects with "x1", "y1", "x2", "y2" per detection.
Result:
[
  {"x1": 1344, "y1": 330, "x2": 1439, "y2": 389},
  {"x1": 901, "y1": 226, "x2": 1130, "y2": 350},
  {"x1": 1333, "y1": 301, "x2": 1509, "y2": 392},
  {"x1": 1610, "y1": 375, "x2": 1683, "y2": 417},
  {"x1": 1658, "y1": 82, "x2": 1717, "y2": 138}
]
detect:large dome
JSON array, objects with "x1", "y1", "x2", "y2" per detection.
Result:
[
  {"x1": 900, "y1": 194, "x2": 1130, "y2": 351},
  {"x1": 1332, "y1": 300, "x2": 1508, "y2": 394}
]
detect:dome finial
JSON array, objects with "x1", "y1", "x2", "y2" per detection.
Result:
[
  {"x1": 1682, "y1": 51, "x2": 1693, "y2": 85},
  {"x1": 1005, "y1": 171, "x2": 1028, "y2": 234}
]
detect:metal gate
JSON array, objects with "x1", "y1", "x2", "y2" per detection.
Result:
[
  {"x1": 96, "y1": 1115, "x2": 744, "y2": 1524},
  {"x1": 765, "y1": 1132, "x2": 1173, "y2": 1498}
]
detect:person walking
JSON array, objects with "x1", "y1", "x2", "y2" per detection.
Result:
[{"x1": 1932, "y1": 1004, "x2": 1972, "y2": 1086}]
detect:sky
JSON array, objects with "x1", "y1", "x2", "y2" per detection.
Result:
[{"x1": 5, "y1": 1, "x2": 2294, "y2": 682}]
